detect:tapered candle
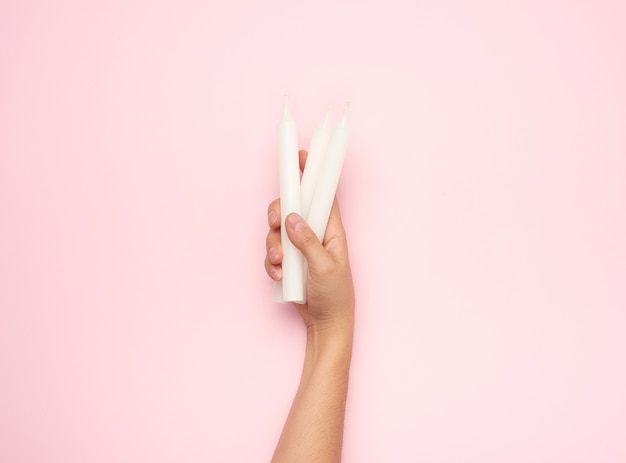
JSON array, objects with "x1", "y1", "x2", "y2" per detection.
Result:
[
  {"x1": 307, "y1": 102, "x2": 350, "y2": 242},
  {"x1": 296, "y1": 103, "x2": 349, "y2": 303},
  {"x1": 276, "y1": 96, "x2": 304, "y2": 303},
  {"x1": 273, "y1": 107, "x2": 332, "y2": 303},
  {"x1": 301, "y1": 108, "x2": 332, "y2": 219}
]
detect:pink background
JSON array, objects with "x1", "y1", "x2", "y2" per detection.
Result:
[{"x1": 1, "y1": 0, "x2": 625, "y2": 461}]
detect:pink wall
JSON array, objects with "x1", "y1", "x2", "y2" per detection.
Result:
[{"x1": 1, "y1": 0, "x2": 625, "y2": 461}]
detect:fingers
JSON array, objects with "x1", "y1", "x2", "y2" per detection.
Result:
[
  {"x1": 265, "y1": 239, "x2": 282, "y2": 281},
  {"x1": 266, "y1": 198, "x2": 283, "y2": 281},
  {"x1": 266, "y1": 227, "x2": 282, "y2": 262},
  {"x1": 266, "y1": 214, "x2": 282, "y2": 280},
  {"x1": 265, "y1": 254, "x2": 282, "y2": 281},
  {"x1": 267, "y1": 198, "x2": 281, "y2": 229},
  {"x1": 266, "y1": 182, "x2": 345, "y2": 281},
  {"x1": 285, "y1": 213, "x2": 332, "y2": 273}
]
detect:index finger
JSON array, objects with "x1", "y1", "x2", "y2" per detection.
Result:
[{"x1": 267, "y1": 198, "x2": 281, "y2": 229}]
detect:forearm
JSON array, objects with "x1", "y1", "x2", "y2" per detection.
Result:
[
  {"x1": 272, "y1": 323, "x2": 354, "y2": 463},
  {"x1": 266, "y1": 193, "x2": 355, "y2": 462}
]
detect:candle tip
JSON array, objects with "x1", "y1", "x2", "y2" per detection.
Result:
[
  {"x1": 323, "y1": 107, "x2": 332, "y2": 126},
  {"x1": 339, "y1": 102, "x2": 349, "y2": 126},
  {"x1": 282, "y1": 96, "x2": 293, "y2": 121}
]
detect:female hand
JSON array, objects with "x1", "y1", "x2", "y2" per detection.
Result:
[{"x1": 265, "y1": 150, "x2": 355, "y2": 336}]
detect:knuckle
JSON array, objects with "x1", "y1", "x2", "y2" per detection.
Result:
[
  {"x1": 268, "y1": 198, "x2": 280, "y2": 214},
  {"x1": 266, "y1": 229, "x2": 280, "y2": 250},
  {"x1": 300, "y1": 229, "x2": 317, "y2": 247}
]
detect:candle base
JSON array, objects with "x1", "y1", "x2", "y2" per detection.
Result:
[
  {"x1": 272, "y1": 280, "x2": 305, "y2": 304},
  {"x1": 272, "y1": 281, "x2": 285, "y2": 304}
]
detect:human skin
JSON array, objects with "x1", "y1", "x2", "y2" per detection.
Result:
[{"x1": 265, "y1": 150, "x2": 355, "y2": 463}]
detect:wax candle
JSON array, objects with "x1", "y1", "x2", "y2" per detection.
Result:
[
  {"x1": 301, "y1": 108, "x2": 332, "y2": 219},
  {"x1": 273, "y1": 108, "x2": 332, "y2": 303},
  {"x1": 306, "y1": 103, "x2": 350, "y2": 242},
  {"x1": 276, "y1": 96, "x2": 304, "y2": 303},
  {"x1": 297, "y1": 104, "x2": 349, "y2": 302}
]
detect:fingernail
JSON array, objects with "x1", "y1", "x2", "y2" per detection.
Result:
[
  {"x1": 269, "y1": 247, "x2": 279, "y2": 264},
  {"x1": 287, "y1": 214, "x2": 304, "y2": 232},
  {"x1": 268, "y1": 210, "x2": 277, "y2": 226},
  {"x1": 270, "y1": 266, "x2": 281, "y2": 281}
]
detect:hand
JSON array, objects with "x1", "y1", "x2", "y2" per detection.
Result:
[{"x1": 265, "y1": 150, "x2": 355, "y2": 336}]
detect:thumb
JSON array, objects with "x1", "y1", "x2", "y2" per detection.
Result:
[{"x1": 285, "y1": 213, "x2": 331, "y2": 272}]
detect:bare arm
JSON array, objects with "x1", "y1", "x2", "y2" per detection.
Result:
[
  {"x1": 265, "y1": 151, "x2": 355, "y2": 462},
  {"x1": 273, "y1": 314, "x2": 352, "y2": 462}
]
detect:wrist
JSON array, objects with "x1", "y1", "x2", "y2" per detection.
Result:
[{"x1": 305, "y1": 318, "x2": 354, "y2": 367}]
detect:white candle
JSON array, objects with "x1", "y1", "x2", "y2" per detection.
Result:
[
  {"x1": 276, "y1": 96, "x2": 304, "y2": 303},
  {"x1": 273, "y1": 108, "x2": 332, "y2": 303},
  {"x1": 306, "y1": 103, "x2": 350, "y2": 242},
  {"x1": 296, "y1": 103, "x2": 349, "y2": 303},
  {"x1": 301, "y1": 108, "x2": 332, "y2": 220}
]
